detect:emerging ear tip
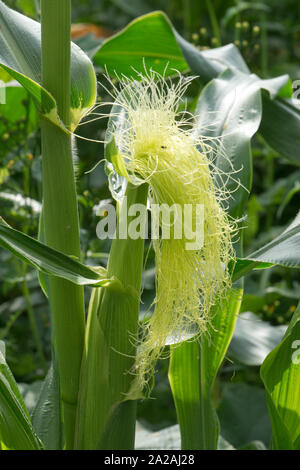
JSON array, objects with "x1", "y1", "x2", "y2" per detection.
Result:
[{"x1": 102, "y1": 70, "x2": 236, "y2": 387}]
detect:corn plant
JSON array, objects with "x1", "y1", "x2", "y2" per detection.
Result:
[{"x1": 0, "y1": 0, "x2": 300, "y2": 450}]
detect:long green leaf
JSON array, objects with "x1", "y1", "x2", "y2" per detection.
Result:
[
  {"x1": 232, "y1": 211, "x2": 300, "y2": 281},
  {"x1": 169, "y1": 287, "x2": 243, "y2": 449},
  {"x1": 31, "y1": 358, "x2": 62, "y2": 450},
  {"x1": 0, "y1": 0, "x2": 96, "y2": 130},
  {"x1": 93, "y1": 11, "x2": 188, "y2": 77},
  {"x1": 260, "y1": 302, "x2": 300, "y2": 449},
  {"x1": 94, "y1": 10, "x2": 300, "y2": 167},
  {"x1": 229, "y1": 312, "x2": 286, "y2": 367},
  {"x1": 0, "y1": 219, "x2": 110, "y2": 287},
  {"x1": 192, "y1": 69, "x2": 287, "y2": 218},
  {"x1": 176, "y1": 31, "x2": 249, "y2": 82},
  {"x1": 93, "y1": 10, "x2": 249, "y2": 81},
  {"x1": 174, "y1": 23, "x2": 300, "y2": 166},
  {"x1": 0, "y1": 348, "x2": 43, "y2": 450},
  {"x1": 259, "y1": 95, "x2": 300, "y2": 166},
  {"x1": 217, "y1": 382, "x2": 272, "y2": 449}
]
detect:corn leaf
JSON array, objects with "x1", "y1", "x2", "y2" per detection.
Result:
[
  {"x1": 229, "y1": 312, "x2": 286, "y2": 367},
  {"x1": 94, "y1": 10, "x2": 300, "y2": 168},
  {"x1": 192, "y1": 69, "x2": 287, "y2": 218},
  {"x1": 0, "y1": 219, "x2": 110, "y2": 287},
  {"x1": 259, "y1": 95, "x2": 300, "y2": 166},
  {"x1": 93, "y1": 11, "x2": 188, "y2": 77},
  {"x1": 232, "y1": 211, "x2": 300, "y2": 281},
  {"x1": 176, "y1": 30, "x2": 250, "y2": 81},
  {"x1": 0, "y1": 347, "x2": 43, "y2": 450},
  {"x1": 174, "y1": 22, "x2": 300, "y2": 166},
  {"x1": 93, "y1": 11, "x2": 249, "y2": 80},
  {"x1": 169, "y1": 288, "x2": 243, "y2": 449},
  {"x1": 0, "y1": 0, "x2": 96, "y2": 130},
  {"x1": 217, "y1": 382, "x2": 272, "y2": 449},
  {"x1": 260, "y1": 303, "x2": 300, "y2": 449},
  {"x1": 31, "y1": 358, "x2": 62, "y2": 450}
]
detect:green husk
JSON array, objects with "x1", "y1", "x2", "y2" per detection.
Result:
[
  {"x1": 75, "y1": 182, "x2": 148, "y2": 449},
  {"x1": 103, "y1": 71, "x2": 236, "y2": 389}
]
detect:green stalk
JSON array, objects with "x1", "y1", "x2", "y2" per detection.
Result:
[
  {"x1": 75, "y1": 182, "x2": 148, "y2": 449},
  {"x1": 40, "y1": 0, "x2": 85, "y2": 449}
]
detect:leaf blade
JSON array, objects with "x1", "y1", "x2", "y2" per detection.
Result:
[
  {"x1": 0, "y1": 348, "x2": 43, "y2": 450},
  {"x1": 0, "y1": 0, "x2": 96, "y2": 129},
  {"x1": 0, "y1": 219, "x2": 110, "y2": 287},
  {"x1": 260, "y1": 303, "x2": 300, "y2": 449},
  {"x1": 169, "y1": 288, "x2": 243, "y2": 449},
  {"x1": 232, "y1": 211, "x2": 300, "y2": 282},
  {"x1": 94, "y1": 11, "x2": 188, "y2": 77},
  {"x1": 31, "y1": 358, "x2": 62, "y2": 450}
]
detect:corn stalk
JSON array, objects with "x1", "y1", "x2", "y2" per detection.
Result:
[{"x1": 40, "y1": 0, "x2": 85, "y2": 449}]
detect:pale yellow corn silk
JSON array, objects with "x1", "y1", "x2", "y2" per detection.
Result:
[{"x1": 105, "y1": 70, "x2": 237, "y2": 390}]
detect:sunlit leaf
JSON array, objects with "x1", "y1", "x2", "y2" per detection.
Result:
[
  {"x1": 0, "y1": 219, "x2": 111, "y2": 287},
  {"x1": 94, "y1": 11, "x2": 188, "y2": 77},
  {"x1": 0, "y1": 347, "x2": 43, "y2": 449},
  {"x1": 261, "y1": 303, "x2": 300, "y2": 449},
  {"x1": 0, "y1": 0, "x2": 96, "y2": 130},
  {"x1": 233, "y1": 211, "x2": 300, "y2": 281},
  {"x1": 31, "y1": 358, "x2": 62, "y2": 450}
]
